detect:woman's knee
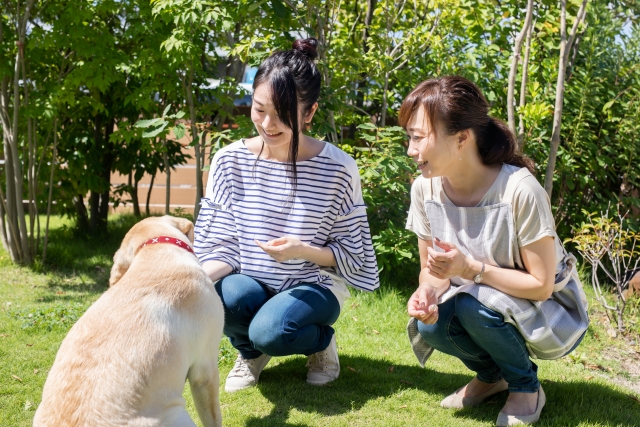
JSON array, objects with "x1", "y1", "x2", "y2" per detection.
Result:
[
  {"x1": 248, "y1": 315, "x2": 289, "y2": 356},
  {"x1": 215, "y1": 274, "x2": 269, "y2": 317},
  {"x1": 415, "y1": 297, "x2": 456, "y2": 347},
  {"x1": 416, "y1": 316, "x2": 450, "y2": 349}
]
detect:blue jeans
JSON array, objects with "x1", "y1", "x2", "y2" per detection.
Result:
[
  {"x1": 417, "y1": 292, "x2": 539, "y2": 393},
  {"x1": 215, "y1": 274, "x2": 341, "y2": 359}
]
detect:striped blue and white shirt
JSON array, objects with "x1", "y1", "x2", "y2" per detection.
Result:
[{"x1": 194, "y1": 140, "x2": 380, "y2": 297}]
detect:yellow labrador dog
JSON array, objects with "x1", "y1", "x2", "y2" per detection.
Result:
[{"x1": 34, "y1": 216, "x2": 223, "y2": 427}]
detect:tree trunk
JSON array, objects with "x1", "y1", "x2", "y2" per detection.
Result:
[
  {"x1": 133, "y1": 178, "x2": 140, "y2": 218},
  {"x1": 0, "y1": 184, "x2": 8, "y2": 252},
  {"x1": 42, "y1": 118, "x2": 58, "y2": 264},
  {"x1": 350, "y1": 0, "x2": 376, "y2": 139},
  {"x1": 163, "y1": 139, "x2": 170, "y2": 215},
  {"x1": 88, "y1": 115, "x2": 113, "y2": 234},
  {"x1": 89, "y1": 190, "x2": 100, "y2": 232},
  {"x1": 74, "y1": 194, "x2": 89, "y2": 232},
  {"x1": 380, "y1": 72, "x2": 389, "y2": 127},
  {"x1": 129, "y1": 172, "x2": 140, "y2": 218},
  {"x1": 311, "y1": 3, "x2": 339, "y2": 144},
  {"x1": 0, "y1": 77, "x2": 21, "y2": 261},
  {"x1": 0, "y1": 0, "x2": 36, "y2": 263},
  {"x1": 212, "y1": 21, "x2": 244, "y2": 133},
  {"x1": 20, "y1": 46, "x2": 37, "y2": 256},
  {"x1": 185, "y1": 63, "x2": 202, "y2": 218},
  {"x1": 507, "y1": 0, "x2": 534, "y2": 138},
  {"x1": 10, "y1": 42, "x2": 31, "y2": 262},
  {"x1": 543, "y1": 0, "x2": 588, "y2": 197},
  {"x1": 146, "y1": 172, "x2": 155, "y2": 217},
  {"x1": 89, "y1": 114, "x2": 103, "y2": 232},
  {"x1": 99, "y1": 118, "x2": 115, "y2": 228},
  {"x1": 517, "y1": 20, "x2": 535, "y2": 151}
]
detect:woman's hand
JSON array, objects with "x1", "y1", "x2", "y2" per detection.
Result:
[
  {"x1": 255, "y1": 236, "x2": 306, "y2": 263},
  {"x1": 407, "y1": 285, "x2": 440, "y2": 325},
  {"x1": 426, "y1": 238, "x2": 473, "y2": 280},
  {"x1": 255, "y1": 237, "x2": 337, "y2": 266}
]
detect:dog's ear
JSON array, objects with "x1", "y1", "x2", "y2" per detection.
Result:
[
  {"x1": 167, "y1": 216, "x2": 195, "y2": 243},
  {"x1": 109, "y1": 245, "x2": 134, "y2": 286}
]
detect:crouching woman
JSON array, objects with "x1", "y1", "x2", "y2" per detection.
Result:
[{"x1": 401, "y1": 76, "x2": 589, "y2": 426}]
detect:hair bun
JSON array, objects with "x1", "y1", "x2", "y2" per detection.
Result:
[{"x1": 292, "y1": 38, "x2": 318, "y2": 61}]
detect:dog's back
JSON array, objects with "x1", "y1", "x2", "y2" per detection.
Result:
[{"x1": 34, "y1": 217, "x2": 223, "y2": 427}]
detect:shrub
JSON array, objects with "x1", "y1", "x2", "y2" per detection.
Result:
[
  {"x1": 566, "y1": 207, "x2": 640, "y2": 332},
  {"x1": 350, "y1": 125, "x2": 419, "y2": 276}
]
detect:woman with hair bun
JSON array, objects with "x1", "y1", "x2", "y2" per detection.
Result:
[
  {"x1": 193, "y1": 38, "x2": 379, "y2": 392},
  {"x1": 402, "y1": 76, "x2": 588, "y2": 426}
]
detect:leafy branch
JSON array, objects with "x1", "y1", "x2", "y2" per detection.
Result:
[{"x1": 566, "y1": 205, "x2": 640, "y2": 332}]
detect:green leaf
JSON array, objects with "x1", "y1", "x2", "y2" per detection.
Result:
[
  {"x1": 163, "y1": 104, "x2": 171, "y2": 117},
  {"x1": 397, "y1": 250, "x2": 413, "y2": 258},
  {"x1": 135, "y1": 118, "x2": 164, "y2": 128},
  {"x1": 566, "y1": 177, "x2": 575, "y2": 190},
  {"x1": 357, "y1": 123, "x2": 377, "y2": 130},
  {"x1": 272, "y1": 0, "x2": 289, "y2": 19},
  {"x1": 249, "y1": 0, "x2": 268, "y2": 11},
  {"x1": 173, "y1": 123, "x2": 186, "y2": 140},
  {"x1": 142, "y1": 123, "x2": 169, "y2": 138}
]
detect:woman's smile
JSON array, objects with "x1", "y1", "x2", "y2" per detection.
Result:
[{"x1": 262, "y1": 128, "x2": 284, "y2": 138}]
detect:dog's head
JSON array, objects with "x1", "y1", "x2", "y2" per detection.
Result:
[{"x1": 109, "y1": 215, "x2": 195, "y2": 286}]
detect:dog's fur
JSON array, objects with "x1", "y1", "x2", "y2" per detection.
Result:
[
  {"x1": 34, "y1": 216, "x2": 223, "y2": 427},
  {"x1": 623, "y1": 269, "x2": 640, "y2": 299}
]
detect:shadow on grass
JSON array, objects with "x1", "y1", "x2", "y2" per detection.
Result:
[
  {"x1": 41, "y1": 215, "x2": 139, "y2": 273},
  {"x1": 245, "y1": 356, "x2": 640, "y2": 427},
  {"x1": 455, "y1": 378, "x2": 640, "y2": 426},
  {"x1": 244, "y1": 356, "x2": 470, "y2": 426},
  {"x1": 31, "y1": 215, "x2": 143, "y2": 302}
]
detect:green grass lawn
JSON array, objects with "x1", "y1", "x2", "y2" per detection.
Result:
[{"x1": 1, "y1": 215, "x2": 639, "y2": 426}]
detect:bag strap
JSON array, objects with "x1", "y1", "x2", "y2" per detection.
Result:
[{"x1": 422, "y1": 176, "x2": 434, "y2": 201}]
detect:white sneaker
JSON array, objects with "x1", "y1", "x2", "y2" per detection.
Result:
[
  {"x1": 225, "y1": 353, "x2": 272, "y2": 392},
  {"x1": 306, "y1": 335, "x2": 340, "y2": 385}
]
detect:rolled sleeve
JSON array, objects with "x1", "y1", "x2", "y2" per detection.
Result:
[
  {"x1": 194, "y1": 199, "x2": 241, "y2": 271},
  {"x1": 326, "y1": 205, "x2": 380, "y2": 292},
  {"x1": 513, "y1": 176, "x2": 557, "y2": 247},
  {"x1": 193, "y1": 152, "x2": 241, "y2": 271}
]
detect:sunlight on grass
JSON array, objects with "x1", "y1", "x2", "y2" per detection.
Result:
[{"x1": 1, "y1": 215, "x2": 639, "y2": 426}]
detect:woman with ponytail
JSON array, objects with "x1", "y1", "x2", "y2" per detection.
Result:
[
  {"x1": 193, "y1": 39, "x2": 379, "y2": 392},
  {"x1": 401, "y1": 76, "x2": 588, "y2": 426}
]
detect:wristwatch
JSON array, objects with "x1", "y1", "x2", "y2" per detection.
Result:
[{"x1": 473, "y1": 262, "x2": 485, "y2": 284}]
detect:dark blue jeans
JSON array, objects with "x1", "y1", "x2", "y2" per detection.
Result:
[
  {"x1": 215, "y1": 274, "x2": 341, "y2": 360},
  {"x1": 417, "y1": 292, "x2": 539, "y2": 393}
]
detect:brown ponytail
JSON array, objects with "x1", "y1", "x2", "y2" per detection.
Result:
[{"x1": 398, "y1": 76, "x2": 535, "y2": 174}]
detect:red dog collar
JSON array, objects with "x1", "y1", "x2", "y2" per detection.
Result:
[{"x1": 139, "y1": 236, "x2": 195, "y2": 255}]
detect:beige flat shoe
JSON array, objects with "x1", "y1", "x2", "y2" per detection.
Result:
[
  {"x1": 441, "y1": 378, "x2": 508, "y2": 409},
  {"x1": 496, "y1": 386, "x2": 546, "y2": 426}
]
